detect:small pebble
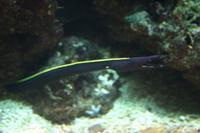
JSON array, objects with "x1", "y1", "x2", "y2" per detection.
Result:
[{"x1": 88, "y1": 124, "x2": 104, "y2": 133}]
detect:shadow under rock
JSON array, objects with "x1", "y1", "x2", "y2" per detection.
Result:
[{"x1": 120, "y1": 68, "x2": 200, "y2": 115}]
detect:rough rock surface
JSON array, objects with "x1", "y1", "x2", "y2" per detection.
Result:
[
  {"x1": 94, "y1": 0, "x2": 200, "y2": 87},
  {"x1": 0, "y1": 0, "x2": 62, "y2": 85},
  {"x1": 11, "y1": 36, "x2": 120, "y2": 123}
]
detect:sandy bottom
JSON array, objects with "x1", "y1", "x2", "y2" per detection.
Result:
[
  {"x1": 1, "y1": 71, "x2": 200, "y2": 133},
  {"x1": 54, "y1": 73, "x2": 200, "y2": 133}
]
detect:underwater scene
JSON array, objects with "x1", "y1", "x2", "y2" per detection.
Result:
[{"x1": 0, "y1": 0, "x2": 200, "y2": 133}]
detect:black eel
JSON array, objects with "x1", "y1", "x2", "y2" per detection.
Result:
[{"x1": 6, "y1": 55, "x2": 163, "y2": 91}]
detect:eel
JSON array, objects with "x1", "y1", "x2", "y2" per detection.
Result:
[{"x1": 6, "y1": 55, "x2": 163, "y2": 91}]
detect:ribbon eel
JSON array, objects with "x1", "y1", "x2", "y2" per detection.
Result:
[{"x1": 6, "y1": 55, "x2": 162, "y2": 91}]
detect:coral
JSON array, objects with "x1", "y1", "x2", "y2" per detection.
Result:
[
  {"x1": 125, "y1": 0, "x2": 200, "y2": 86},
  {"x1": 0, "y1": 0, "x2": 62, "y2": 85},
  {"x1": 125, "y1": 11, "x2": 155, "y2": 36},
  {"x1": 94, "y1": 0, "x2": 200, "y2": 87},
  {"x1": 12, "y1": 36, "x2": 120, "y2": 123}
]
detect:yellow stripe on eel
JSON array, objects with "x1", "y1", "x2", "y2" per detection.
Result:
[{"x1": 16, "y1": 57, "x2": 130, "y2": 83}]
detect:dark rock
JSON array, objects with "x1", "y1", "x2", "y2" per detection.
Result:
[
  {"x1": 94, "y1": 0, "x2": 200, "y2": 87},
  {"x1": 0, "y1": 0, "x2": 62, "y2": 85},
  {"x1": 14, "y1": 36, "x2": 120, "y2": 124}
]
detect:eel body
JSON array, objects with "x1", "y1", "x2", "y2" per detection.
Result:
[{"x1": 6, "y1": 55, "x2": 162, "y2": 91}]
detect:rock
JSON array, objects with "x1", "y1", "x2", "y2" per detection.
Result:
[
  {"x1": 138, "y1": 127, "x2": 166, "y2": 133},
  {"x1": 13, "y1": 36, "x2": 120, "y2": 123},
  {"x1": 0, "y1": 0, "x2": 62, "y2": 85},
  {"x1": 94, "y1": 0, "x2": 200, "y2": 87},
  {"x1": 88, "y1": 124, "x2": 105, "y2": 133},
  {"x1": 125, "y1": 0, "x2": 200, "y2": 87}
]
